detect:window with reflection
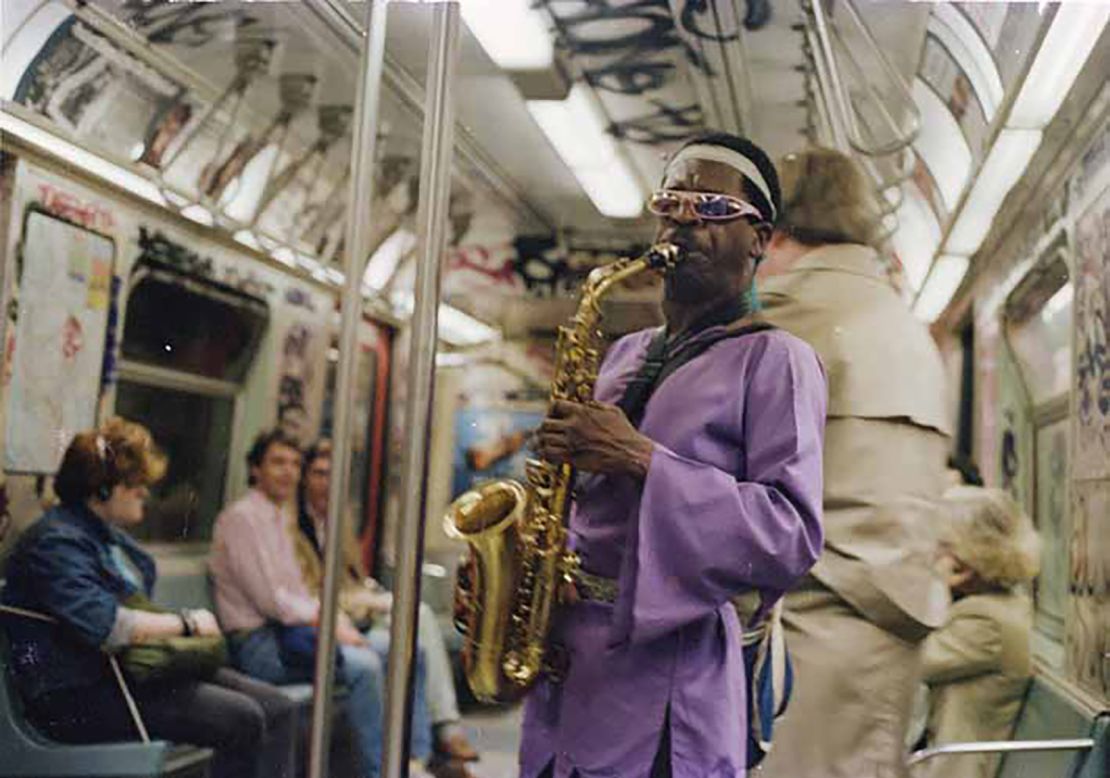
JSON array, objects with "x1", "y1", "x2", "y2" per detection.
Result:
[
  {"x1": 116, "y1": 257, "x2": 268, "y2": 543},
  {"x1": 121, "y1": 257, "x2": 268, "y2": 381},
  {"x1": 114, "y1": 381, "x2": 234, "y2": 543}
]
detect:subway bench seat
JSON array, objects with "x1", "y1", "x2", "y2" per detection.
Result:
[
  {"x1": 0, "y1": 627, "x2": 213, "y2": 778},
  {"x1": 908, "y1": 673, "x2": 1108, "y2": 778}
]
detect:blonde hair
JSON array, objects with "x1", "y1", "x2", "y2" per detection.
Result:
[
  {"x1": 940, "y1": 486, "x2": 1041, "y2": 587},
  {"x1": 777, "y1": 148, "x2": 882, "y2": 247}
]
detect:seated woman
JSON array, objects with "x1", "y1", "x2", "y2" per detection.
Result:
[
  {"x1": 920, "y1": 486, "x2": 1041, "y2": 778},
  {"x1": 294, "y1": 439, "x2": 479, "y2": 778},
  {"x1": 1, "y1": 418, "x2": 296, "y2": 778}
]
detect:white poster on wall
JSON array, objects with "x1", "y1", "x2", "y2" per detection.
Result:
[{"x1": 5, "y1": 210, "x2": 115, "y2": 473}]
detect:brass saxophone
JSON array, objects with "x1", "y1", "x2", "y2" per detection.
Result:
[{"x1": 445, "y1": 242, "x2": 684, "y2": 703}]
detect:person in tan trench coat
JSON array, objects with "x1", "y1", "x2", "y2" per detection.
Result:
[
  {"x1": 918, "y1": 486, "x2": 1040, "y2": 778},
  {"x1": 756, "y1": 148, "x2": 952, "y2": 778}
]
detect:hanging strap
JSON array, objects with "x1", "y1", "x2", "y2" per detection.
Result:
[
  {"x1": 618, "y1": 320, "x2": 777, "y2": 429},
  {"x1": 0, "y1": 604, "x2": 151, "y2": 743}
]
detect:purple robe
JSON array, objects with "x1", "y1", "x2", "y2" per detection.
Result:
[{"x1": 520, "y1": 325, "x2": 828, "y2": 778}]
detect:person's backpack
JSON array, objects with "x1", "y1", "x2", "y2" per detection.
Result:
[{"x1": 616, "y1": 319, "x2": 795, "y2": 767}]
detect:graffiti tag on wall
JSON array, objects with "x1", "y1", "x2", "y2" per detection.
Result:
[
  {"x1": 445, "y1": 239, "x2": 652, "y2": 299},
  {"x1": 1072, "y1": 186, "x2": 1110, "y2": 480},
  {"x1": 36, "y1": 183, "x2": 115, "y2": 233},
  {"x1": 535, "y1": 0, "x2": 769, "y2": 145},
  {"x1": 136, "y1": 226, "x2": 274, "y2": 298}
]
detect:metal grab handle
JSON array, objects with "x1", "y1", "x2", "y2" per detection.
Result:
[
  {"x1": 802, "y1": 24, "x2": 848, "y2": 151},
  {"x1": 804, "y1": 0, "x2": 920, "y2": 158},
  {"x1": 907, "y1": 738, "x2": 1095, "y2": 767},
  {"x1": 861, "y1": 146, "x2": 915, "y2": 215}
]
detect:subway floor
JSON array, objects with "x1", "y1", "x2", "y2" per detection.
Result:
[{"x1": 459, "y1": 705, "x2": 524, "y2": 778}]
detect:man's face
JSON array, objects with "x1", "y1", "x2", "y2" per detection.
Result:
[
  {"x1": 252, "y1": 442, "x2": 302, "y2": 505},
  {"x1": 305, "y1": 454, "x2": 331, "y2": 518},
  {"x1": 654, "y1": 158, "x2": 770, "y2": 304}
]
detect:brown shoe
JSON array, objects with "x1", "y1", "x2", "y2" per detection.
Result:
[
  {"x1": 425, "y1": 756, "x2": 477, "y2": 778},
  {"x1": 436, "y1": 732, "x2": 480, "y2": 763}
]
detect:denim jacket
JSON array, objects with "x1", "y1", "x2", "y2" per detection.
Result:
[{"x1": 1, "y1": 503, "x2": 156, "y2": 700}]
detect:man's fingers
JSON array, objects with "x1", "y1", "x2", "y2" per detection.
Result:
[
  {"x1": 549, "y1": 399, "x2": 585, "y2": 419},
  {"x1": 535, "y1": 437, "x2": 572, "y2": 463},
  {"x1": 539, "y1": 417, "x2": 571, "y2": 434}
]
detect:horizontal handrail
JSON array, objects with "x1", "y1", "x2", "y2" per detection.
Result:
[{"x1": 907, "y1": 738, "x2": 1094, "y2": 766}]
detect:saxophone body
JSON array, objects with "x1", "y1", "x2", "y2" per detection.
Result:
[{"x1": 446, "y1": 242, "x2": 683, "y2": 703}]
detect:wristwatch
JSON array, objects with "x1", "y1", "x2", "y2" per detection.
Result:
[{"x1": 179, "y1": 609, "x2": 197, "y2": 637}]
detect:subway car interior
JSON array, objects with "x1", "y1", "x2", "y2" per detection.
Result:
[{"x1": 0, "y1": 1, "x2": 1107, "y2": 777}]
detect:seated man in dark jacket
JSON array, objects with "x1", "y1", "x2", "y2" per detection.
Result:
[{"x1": 1, "y1": 418, "x2": 296, "y2": 778}]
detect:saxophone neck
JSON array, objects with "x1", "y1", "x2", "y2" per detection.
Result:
[{"x1": 577, "y1": 242, "x2": 684, "y2": 321}]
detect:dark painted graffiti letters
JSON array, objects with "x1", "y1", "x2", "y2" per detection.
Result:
[
  {"x1": 121, "y1": 1, "x2": 262, "y2": 48},
  {"x1": 538, "y1": 0, "x2": 710, "y2": 142},
  {"x1": 284, "y1": 286, "x2": 318, "y2": 312},
  {"x1": 679, "y1": 0, "x2": 740, "y2": 42},
  {"x1": 586, "y1": 53, "x2": 676, "y2": 96},
  {"x1": 550, "y1": 1, "x2": 676, "y2": 55},
  {"x1": 609, "y1": 100, "x2": 703, "y2": 145},
  {"x1": 138, "y1": 226, "x2": 215, "y2": 277},
  {"x1": 512, "y1": 236, "x2": 568, "y2": 298},
  {"x1": 136, "y1": 226, "x2": 274, "y2": 298}
]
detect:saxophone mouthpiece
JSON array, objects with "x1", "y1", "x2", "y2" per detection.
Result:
[{"x1": 646, "y1": 242, "x2": 686, "y2": 272}]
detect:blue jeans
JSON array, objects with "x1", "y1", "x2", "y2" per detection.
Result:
[{"x1": 232, "y1": 625, "x2": 430, "y2": 777}]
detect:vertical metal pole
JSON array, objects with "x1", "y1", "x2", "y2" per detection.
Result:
[
  {"x1": 306, "y1": 2, "x2": 389, "y2": 778},
  {"x1": 382, "y1": 3, "x2": 459, "y2": 776}
]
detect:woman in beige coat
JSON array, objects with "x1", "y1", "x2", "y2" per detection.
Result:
[
  {"x1": 920, "y1": 487, "x2": 1040, "y2": 778},
  {"x1": 757, "y1": 148, "x2": 952, "y2": 778}
]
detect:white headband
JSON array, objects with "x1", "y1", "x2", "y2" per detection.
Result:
[{"x1": 665, "y1": 144, "x2": 777, "y2": 220}]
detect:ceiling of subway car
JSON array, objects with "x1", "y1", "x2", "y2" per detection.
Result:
[{"x1": 3, "y1": 0, "x2": 936, "y2": 338}]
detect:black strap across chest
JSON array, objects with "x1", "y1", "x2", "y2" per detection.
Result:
[{"x1": 617, "y1": 320, "x2": 776, "y2": 429}]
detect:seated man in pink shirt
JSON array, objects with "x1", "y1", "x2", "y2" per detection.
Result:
[{"x1": 209, "y1": 429, "x2": 429, "y2": 778}]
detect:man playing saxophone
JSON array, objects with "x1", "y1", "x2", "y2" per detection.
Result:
[{"x1": 521, "y1": 133, "x2": 828, "y2": 778}]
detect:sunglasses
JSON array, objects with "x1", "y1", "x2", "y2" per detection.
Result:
[{"x1": 647, "y1": 189, "x2": 764, "y2": 222}]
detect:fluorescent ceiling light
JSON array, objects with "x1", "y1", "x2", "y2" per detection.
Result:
[
  {"x1": 460, "y1": 0, "x2": 554, "y2": 70},
  {"x1": 945, "y1": 128, "x2": 1042, "y2": 256},
  {"x1": 0, "y1": 109, "x2": 167, "y2": 206},
  {"x1": 364, "y1": 229, "x2": 417, "y2": 291},
  {"x1": 272, "y1": 247, "x2": 296, "y2": 267},
  {"x1": 527, "y1": 84, "x2": 643, "y2": 218},
  {"x1": 911, "y1": 79, "x2": 972, "y2": 211},
  {"x1": 435, "y1": 352, "x2": 471, "y2": 368},
  {"x1": 234, "y1": 229, "x2": 261, "y2": 251},
  {"x1": 1041, "y1": 283, "x2": 1073, "y2": 323},
  {"x1": 929, "y1": 4, "x2": 1004, "y2": 121},
  {"x1": 438, "y1": 304, "x2": 501, "y2": 347},
  {"x1": 392, "y1": 292, "x2": 501, "y2": 347},
  {"x1": 1008, "y1": 3, "x2": 1109, "y2": 129},
  {"x1": 222, "y1": 145, "x2": 280, "y2": 222},
  {"x1": 914, "y1": 255, "x2": 969, "y2": 323},
  {"x1": 890, "y1": 184, "x2": 942, "y2": 294},
  {"x1": 180, "y1": 204, "x2": 214, "y2": 226}
]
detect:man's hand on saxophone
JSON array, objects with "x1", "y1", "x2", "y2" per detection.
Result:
[{"x1": 534, "y1": 399, "x2": 654, "y2": 481}]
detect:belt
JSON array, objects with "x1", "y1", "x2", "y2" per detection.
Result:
[{"x1": 572, "y1": 568, "x2": 619, "y2": 604}]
